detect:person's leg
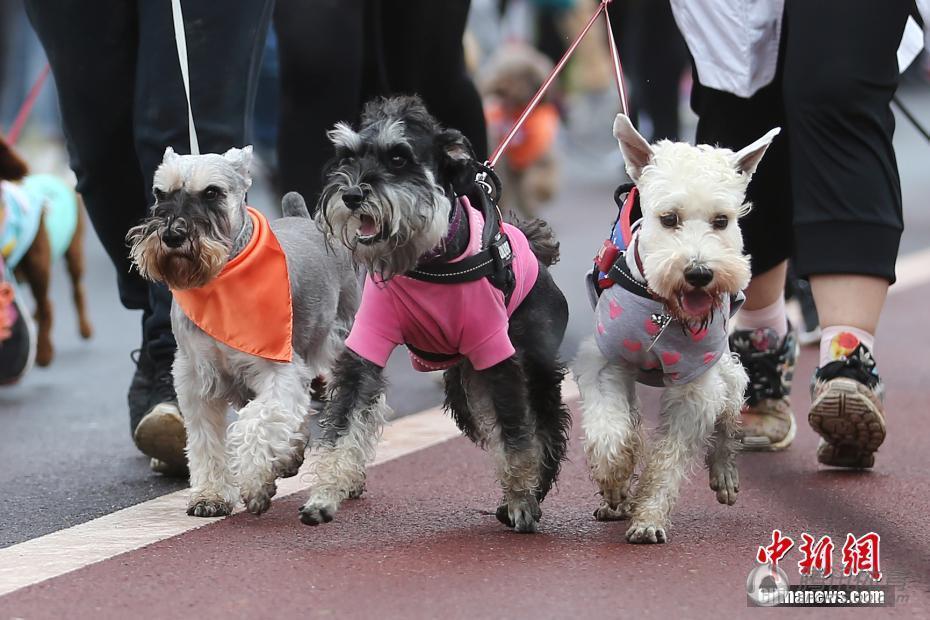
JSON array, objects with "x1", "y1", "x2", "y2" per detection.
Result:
[
  {"x1": 634, "y1": 0, "x2": 687, "y2": 141},
  {"x1": 23, "y1": 1, "x2": 177, "y2": 454},
  {"x1": 130, "y1": 0, "x2": 274, "y2": 473},
  {"x1": 380, "y1": 0, "x2": 488, "y2": 159},
  {"x1": 783, "y1": 0, "x2": 910, "y2": 468},
  {"x1": 274, "y1": 0, "x2": 366, "y2": 210},
  {"x1": 24, "y1": 1, "x2": 148, "y2": 314},
  {"x1": 692, "y1": 68, "x2": 798, "y2": 451}
]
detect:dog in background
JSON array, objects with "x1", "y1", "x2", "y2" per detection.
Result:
[
  {"x1": 575, "y1": 114, "x2": 779, "y2": 543},
  {"x1": 479, "y1": 43, "x2": 559, "y2": 218},
  {"x1": 127, "y1": 146, "x2": 358, "y2": 516},
  {"x1": 302, "y1": 96, "x2": 571, "y2": 533},
  {"x1": 0, "y1": 135, "x2": 92, "y2": 367}
]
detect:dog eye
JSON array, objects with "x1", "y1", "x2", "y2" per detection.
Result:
[
  {"x1": 389, "y1": 155, "x2": 408, "y2": 169},
  {"x1": 659, "y1": 213, "x2": 679, "y2": 228},
  {"x1": 712, "y1": 214, "x2": 729, "y2": 230},
  {"x1": 202, "y1": 186, "x2": 221, "y2": 201}
]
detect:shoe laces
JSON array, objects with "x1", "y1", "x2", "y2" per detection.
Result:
[
  {"x1": 816, "y1": 344, "x2": 881, "y2": 389},
  {"x1": 731, "y1": 329, "x2": 795, "y2": 406}
]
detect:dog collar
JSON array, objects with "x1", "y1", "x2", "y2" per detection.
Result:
[{"x1": 172, "y1": 207, "x2": 293, "y2": 362}]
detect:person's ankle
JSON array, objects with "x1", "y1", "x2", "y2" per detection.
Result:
[
  {"x1": 819, "y1": 326, "x2": 874, "y2": 368},
  {"x1": 736, "y1": 297, "x2": 788, "y2": 339}
]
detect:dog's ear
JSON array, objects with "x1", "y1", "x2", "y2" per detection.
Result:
[
  {"x1": 733, "y1": 127, "x2": 780, "y2": 178},
  {"x1": 613, "y1": 114, "x2": 653, "y2": 182},
  {"x1": 162, "y1": 146, "x2": 179, "y2": 163},
  {"x1": 327, "y1": 122, "x2": 361, "y2": 151},
  {"x1": 223, "y1": 145, "x2": 254, "y2": 190},
  {"x1": 436, "y1": 129, "x2": 478, "y2": 195},
  {"x1": 0, "y1": 136, "x2": 29, "y2": 181}
]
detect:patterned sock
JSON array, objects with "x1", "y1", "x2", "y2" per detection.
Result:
[
  {"x1": 819, "y1": 326, "x2": 875, "y2": 368},
  {"x1": 735, "y1": 297, "x2": 788, "y2": 339}
]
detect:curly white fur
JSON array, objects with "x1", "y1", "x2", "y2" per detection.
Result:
[{"x1": 575, "y1": 115, "x2": 777, "y2": 543}]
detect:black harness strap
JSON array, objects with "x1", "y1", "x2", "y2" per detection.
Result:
[{"x1": 405, "y1": 167, "x2": 516, "y2": 304}]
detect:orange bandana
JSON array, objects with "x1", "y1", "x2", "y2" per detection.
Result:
[{"x1": 172, "y1": 207, "x2": 293, "y2": 362}]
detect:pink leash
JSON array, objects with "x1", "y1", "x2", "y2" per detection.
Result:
[
  {"x1": 5, "y1": 64, "x2": 51, "y2": 146},
  {"x1": 487, "y1": 0, "x2": 629, "y2": 168}
]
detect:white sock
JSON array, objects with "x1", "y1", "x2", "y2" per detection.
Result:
[
  {"x1": 735, "y1": 297, "x2": 788, "y2": 339},
  {"x1": 819, "y1": 326, "x2": 874, "y2": 367}
]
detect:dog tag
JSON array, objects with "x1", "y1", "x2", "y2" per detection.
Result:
[{"x1": 646, "y1": 313, "x2": 673, "y2": 352}]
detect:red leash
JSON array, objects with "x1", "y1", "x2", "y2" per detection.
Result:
[
  {"x1": 5, "y1": 64, "x2": 51, "y2": 145},
  {"x1": 487, "y1": 0, "x2": 629, "y2": 168}
]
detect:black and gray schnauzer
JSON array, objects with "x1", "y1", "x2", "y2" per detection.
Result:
[
  {"x1": 302, "y1": 96, "x2": 571, "y2": 533},
  {"x1": 128, "y1": 146, "x2": 359, "y2": 517}
]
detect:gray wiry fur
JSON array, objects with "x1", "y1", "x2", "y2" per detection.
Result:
[
  {"x1": 300, "y1": 96, "x2": 572, "y2": 534},
  {"x1": 130, "y1": 147, "x2": 359, "y2": 517}
]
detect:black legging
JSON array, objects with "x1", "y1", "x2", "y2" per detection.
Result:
[
  {"x1": 26, "y1": 0, "x2": 272, "y2": 359},
  {"x1": 273, "y1": 0, "x2": 487, "y2": 210}
]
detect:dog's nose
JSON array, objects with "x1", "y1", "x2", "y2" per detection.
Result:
[
  {"x1": 342, "y1": 186, "x2": 365, "y2": 210},
  {"x1": 684, "y1": 265, "x2": 714, "y2": 288},
  {"x1": 161, "y1": 228, "x2": 187, "y2": 249}
]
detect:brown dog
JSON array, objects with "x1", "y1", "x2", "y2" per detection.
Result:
[{"x1": 0, "y1": 136, "x2": 91, "y2": 366}]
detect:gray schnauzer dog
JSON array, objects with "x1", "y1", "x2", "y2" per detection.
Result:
[
  {"x1": 302, "y1": 96, "x2": 571, "y2": 533},
  {"x1": 127, "y1": 146, "x2": 358, "y2": 517}
]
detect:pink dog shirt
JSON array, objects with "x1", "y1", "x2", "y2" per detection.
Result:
[{"x1": 346, "y1": 196, "x2": 539, "y2": 372}]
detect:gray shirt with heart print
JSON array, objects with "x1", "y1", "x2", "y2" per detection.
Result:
[{"x1": 593, "y1": 283, "x2": 740, "y2": 387}]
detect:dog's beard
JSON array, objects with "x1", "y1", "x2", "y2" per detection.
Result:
[
  {"x1": 642, "y1": 247, "x2": 749, "y2": 329},
  {"x1": 318, "y1": 176, "x2": 451, "y2": 280},
  {"x1": 127, "y1": 219, "x2": 230, "y2": 290}
]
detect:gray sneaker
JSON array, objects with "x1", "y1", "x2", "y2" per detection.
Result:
[
  {"x1": 809, "y1": 341, "x2": 885, "y2": 469},
  {"x1": 729, "y1": 327, "x2": 799, "y2": 451}
]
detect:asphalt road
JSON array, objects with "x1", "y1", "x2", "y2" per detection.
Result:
[
  {"x1": 1, "y1": 85, "x2": 928, "y2": 550},
  {"x1": 4, "y1": 285, "x2": 930, "y2": 617}
]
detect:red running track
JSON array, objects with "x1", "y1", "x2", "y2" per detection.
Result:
[{"x1": 3, "y1": 284, "x2": 930, "y2": 619}]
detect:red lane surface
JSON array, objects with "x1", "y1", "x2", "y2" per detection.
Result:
[{"x1": 3, "y1": 284, "x2": 930, "y2": 619}]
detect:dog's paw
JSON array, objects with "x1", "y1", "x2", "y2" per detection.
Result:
[
  {"x1": 187, "y1": 496, "x2": 233, "y2": 518},
  {"x1": 709, "y1": 463, "x2": 739, "y2": 506},
  {"x1": 594, "y1": 500, "x2": 632, "y2": 521},
  {"x1": 626, "y1": 521, "x2": 668, "y2": 544},
  {"x1": 299, "y1": 500, "x2": 337, "y2": 526},
  {"x1": 496, "y1": 496, "x2": 542, "y2": 533},
  {"x1": 241, "y1": 481, "x2": 277, "y2": 515}
]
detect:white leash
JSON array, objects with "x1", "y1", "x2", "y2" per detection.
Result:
[{"x1": 170, "y1": 0, "x2": 200, "y2": 155}]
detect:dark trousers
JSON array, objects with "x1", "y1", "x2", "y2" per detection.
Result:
[
  {"x1": 25, "y1": 0, "x2": 273, "y2": 358},
  {"x1": 274, "y1": 0, "x2": 486, "y2": 210},
  {"x1": 691, "y1": 0, "x2": 909, "y2": 282}
]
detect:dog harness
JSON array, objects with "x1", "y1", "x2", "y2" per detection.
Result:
[
  {"x1": 587, "y1": 184, "x2": 743, "y2": 387},
  {"x1": 172, "y1": 207, "x2": 293, "y2": 362},
  {"x1": 345, "y1": 195, "x2": 539, "y2": 372}
]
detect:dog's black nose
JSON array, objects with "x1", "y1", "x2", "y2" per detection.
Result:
[
  {"x1": 342, "y1": 186, "x2": 365, "y2": 210},
  {"x1": 162, "y1": 228, "x2": 187, "y2": 249},
  {"x1": 684, "y1": 265, "x2": 714, "y2": 288}
]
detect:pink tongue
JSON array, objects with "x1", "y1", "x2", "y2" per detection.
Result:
[
  {"x1": 682, "y1": 290, "x2": 714, "y2": 316},
  {"x1": 358, "y1": 216, "x2": 378, "y2": 236}
]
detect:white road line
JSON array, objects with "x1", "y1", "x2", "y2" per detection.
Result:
[{"x1": 0, "y1": 379, "x2": 581, "y2": 598}]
